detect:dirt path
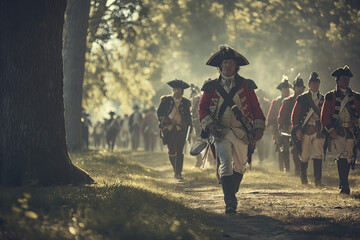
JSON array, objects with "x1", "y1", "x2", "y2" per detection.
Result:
[{"x1": 122, "y1": 150, "x2": 360, "y2": 240}]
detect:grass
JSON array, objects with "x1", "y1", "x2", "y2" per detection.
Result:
[
  {"x1": 1, "y1": 149, "x2": 360, "y2": 239},
  {"x1": 0, "y1": 150, "x2": 223, "y2": 240}
]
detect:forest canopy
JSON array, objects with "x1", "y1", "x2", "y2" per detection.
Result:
[{"x1": 84, "y1": 0, "x2": 360, "y2": 119}]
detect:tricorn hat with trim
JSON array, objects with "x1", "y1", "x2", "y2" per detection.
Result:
[
  {"x1": 293, "y1": 73, "x2": 305, "y2": 88},
  {"x1": 206, "y1": 44, "x2": 249, "y2": 67},
  {"x1": 331, "y1": 65, "x2": 353, "y2": 78},
  {"x1": 167, "y1": 79, "x2": 190, "y2": 89},
  {"x1": 276, "y1": 75, "x2": 292, "y2": 90},
  {"x1": 308, "y1": 72, "x2": 320, "y2": 83}
]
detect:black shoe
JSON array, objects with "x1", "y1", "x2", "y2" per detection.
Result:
[
  {"x1": 225, "y1": 200, "x2": 237, "y2": 214},
  {"x1": 174, "y1": 173, "x2": 184, "y2": 180},
  {"x1": 340, "y1": 186, "x2": 350, "y2": 195},
  {"x1": 225, "y1": 206, "x2": 236, "y2": 214}
]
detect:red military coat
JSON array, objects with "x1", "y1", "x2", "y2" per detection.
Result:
[
  {"x1": 266, "y1": 97, "x2": 283, "y2": 128},
  {"x1": 291, "y1": 91, "x2": 324, "y2": 129},
  {"x1": 199, "y1": 75, "x2": 265, "y2": 130},
  {"x1": 277, "y1": 95, "x2": 297, "y2": 131},
  {"x1": 321, "y1": 88, "x2": 360, "y2": 132}
]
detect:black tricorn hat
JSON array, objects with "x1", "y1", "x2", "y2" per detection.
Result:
[
  {"x1": 167, "y1": 79, "x2": 190, "y2": 89},
  {"x1": 308, "y1": 72, "x2": 320, "y2": 83},
  {"x1": 206, "y1": 45, "x2": 249, "y2": 67},
  {"x1": 109, "y1": 111, "x2": 116, "y2": 116},
  {"x1": 276, "y1": 75, "x2": 292, "y2": 90},
  {"x1": 293, "y1": 73, "x2": 305, "y2": 88},
  {"x1": 331, "y1": 65, "x2": 353, "y2": 78}
]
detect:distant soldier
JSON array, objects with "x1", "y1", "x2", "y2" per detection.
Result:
[
  {"x1": 292, "y1": 72, "x2": 324, "y2": 186},
  {"x1": 321, "y1": 65, "x2": 360, "y2": 195},
  {"x1": 256, "y1": 89, "x2": 271, "y2": 163},
  {"x1": 92, "y1": 121, "x2": 103, "y2": 148},
  {"x1": 105, "y1": 111, "x2": 120, "y2": 151},
  {"x1": 266, "y1": 77, "x2": 291, "y2": 171},
  {"x1": 119, "y1": 114, "x2": 130, "y2": 148},
  {"x1": 129, "y1": 105, "x2": 143, "y2": 151},
  {"x1": 189, "y1": 85, "x2": 203, "y2": 167},
  {"x1": 141, "y1": 107, "x2": 159, "y2": 152},
  {"x1": 157, "y1": 79, "x2": 192, "y2": 180},
  {"x1": 81, "y1": 111, "x2": 92, "y2": 149},
  {"x1": 278, "y1": 74, "x2": 305, "y2": 174}
]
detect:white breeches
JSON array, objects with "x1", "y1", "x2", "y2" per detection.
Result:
[
  {"x1": 214, "y1": 130, "x2": 248, "y2": 177},
  {"x1": 300, "y1": 133, "x2": 324, "y2": 162}
]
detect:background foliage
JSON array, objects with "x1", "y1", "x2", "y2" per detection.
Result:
[{"x1": 83, "y1": 0, "x2": 360, "y2": 119}]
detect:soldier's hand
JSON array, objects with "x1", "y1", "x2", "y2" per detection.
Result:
[
  {"x1": 329, "y1": 130, "x2": 338, "y2": 139},
  {"x1": 296, "y1": 130, "x2": 303, "y2": 141},
  {"x1": 254, "y1": 128, "x2": 264, "y2": 142},
  {"x1": 208, "y1": 123, "x2": 216, "y2": 134},
  {"x1": 208, "y1": 123, "x2": 223, "y2": 138}
]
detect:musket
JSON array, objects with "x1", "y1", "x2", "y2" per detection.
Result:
[
  {"x1": 185, "y1": 125, "x2": 191, "y2": 143},
  {"x1": 280, "y1": 132, "x2": 291, "y2": 137},
  {"x1": 158, "y1": 117, "x2": 170, "y2": 145},
  {"x1": 351, "y1": 125, "x2": 360, "y2": 170},
  {"x1": 322, "y1": 128, "x2": 330, "y2": 162}
]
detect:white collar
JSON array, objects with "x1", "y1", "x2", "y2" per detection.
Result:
[{"x1": 220, "y1": 72, "x2": 235, "y2": 82}]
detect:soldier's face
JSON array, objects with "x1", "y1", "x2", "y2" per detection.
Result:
[
  {"x1": 338, "y1": 76, "x2": 350, "y2": 89},
  {"x1": 294, "y1": 86, "x2": 305, "y2": 96},
  {"x1": 221, "y1": 59, "x2": 236, "y2": 77},
  {"x1": 281, "y1": 87, "x2": 290, "y2": 97},
  {"x1": 309, "y1": 82, "x2": 320, "y2": 92},
  {"x1": 173, "y1": 88, "x2": 183, "y2": 98}
]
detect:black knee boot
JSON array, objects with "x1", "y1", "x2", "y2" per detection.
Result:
[
  {"x1": 300, "y1": 161, "x2": 308, "y2": 184},
  {"x1": 221, "y1": 175, "x2": 237, "y2": 214},
  {"x1": 169, "y1": 155, "x2": 176, "y2": 173},
  {"x1": 233, "y1": 171, "x2": 243, "y2": 193},
  {"x1": 313, "y1": 158, "x2": 323, "y2": 187},
  {"x1": 175, "y1": 153, "x2": 184, "y2": 179},
  {"x1": 337, "y1": 158, "x2": 350, "y2": 194}
]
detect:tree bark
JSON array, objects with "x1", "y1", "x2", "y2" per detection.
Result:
[
  {"x1": 63, "y1": 0, "x2": 91, "y2": 152},
  {"x1": 0, "y1": 0, "x2": 93, "y2": 186}
]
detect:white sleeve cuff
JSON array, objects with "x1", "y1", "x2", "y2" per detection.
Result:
[
  {"x1": 200, "y1": 115, "x2": 214, "y2": 130},
  {"x1": 253, "y1": 119, "x2": 265, "y2": 129}
]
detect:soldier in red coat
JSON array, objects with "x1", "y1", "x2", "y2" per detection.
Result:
[
  {"x1": 321, "y1": 65, "x2": 360, "y2": 194},
  {"x1": 291, "y1": 72, "x2": 324, "y2": 186},
  {"x1": 266, "y1": 77, "x2": 291, "y2": 171},
  {"x1": 199, "y1": 45, "x2": 265, "y2": 214},
  {"x1": 278, "y1": 74, "x2": 305, "y2": 174}
]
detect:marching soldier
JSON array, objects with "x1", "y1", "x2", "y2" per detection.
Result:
[
  {"x1": 157, "y1": 79, "x2": 192, "y2": 180},
  {"x1": 199, "y1": 45, "x2": 265, "y2": 214},
  {"x1": 266, "y1": 77, "x2": 291, "y2": 171},
  {"x1": 256, "y1": 89, "x2": 271, "y2": 163},
  {"x1": 278, "y1": 74, "x2": 305, "y2": 174},
  {"x1": 129, "y1": 105, "x2": 143, "y2": 151},
  {"x1": 321, "y1": 65, "x2": 360, "y2": 194},
  {"x1": 105, "y1": 111, "x2": 120, "y2": 151},
  {"x1": 141, "y1": 107, "x2": 159, "y2": 152},
  {"x1": 189, "y1": 85, "x2": 204, "y2": 167},
  {"x1": 291, "y1": 72, "x2": 324, "y2": 186}
]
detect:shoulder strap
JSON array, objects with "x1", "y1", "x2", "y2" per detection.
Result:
[
  {"x1": 216, "y1": 80, "x2": 240, "y2": 122},
  {"x1": 213, "y1": 80, "x2": 253, "y2": 137},
  {"x1": 306, "y1": 92, "x2": 321, "y2": 117}
]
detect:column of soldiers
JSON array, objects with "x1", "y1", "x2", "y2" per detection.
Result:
[
  {"x1": 86, "y1": 106, "x2": 160, "y2": 152},
  {"x1": 155, "y1": 44, "x2": 359, "y2": 214},
  {"x1": 265, "y1": 65, "x2": 360, "y2": 195}
]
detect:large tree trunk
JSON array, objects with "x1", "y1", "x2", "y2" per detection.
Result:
[
  {"x1": 0, "y1": 0, "x2": 93, "y2": 186},
  {"x1": 63, "y1": 0, "x2": 91, "y2": 152}
]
